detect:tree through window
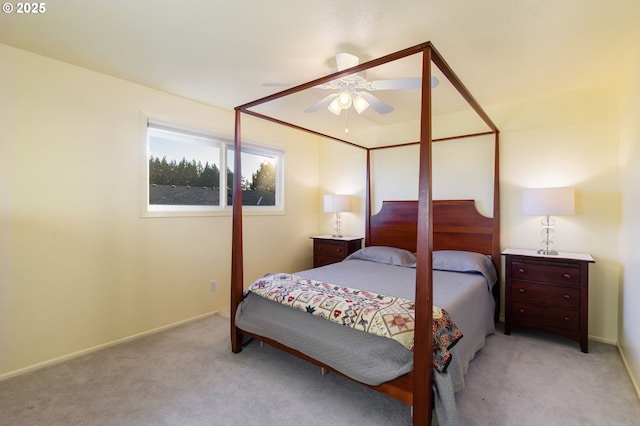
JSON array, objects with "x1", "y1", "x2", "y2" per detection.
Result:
[{"x1": 144, "y1": 120, "x2": 283, "y2": 215}]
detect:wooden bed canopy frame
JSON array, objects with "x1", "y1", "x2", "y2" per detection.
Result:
[{"x1": 231, "y1": 41, "x2": 500, "y2": 425}]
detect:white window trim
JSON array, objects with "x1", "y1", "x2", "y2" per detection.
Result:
[{"x1": 141, "y1": 113, "x2": 285, "y2": 218}]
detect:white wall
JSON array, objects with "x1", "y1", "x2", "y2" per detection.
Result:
[
  {"x1": 619, "y1": 51, "x2": 640, "y2": 397},
  {"x1": 0, "y1": 44, "x2": 320, "y2": 378}
]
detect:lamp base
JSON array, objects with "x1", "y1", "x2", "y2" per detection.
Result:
[
  {"x1": 332, "y1": 212, "x2": 343, "y2": 239},
  {"x1": 538, "y1": 215, "x2": 558, "y2": 256},
  {"x1": 537, "y1": 249, "x2": 558, "y2": 255}
]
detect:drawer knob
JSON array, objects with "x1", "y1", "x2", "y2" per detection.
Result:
[
  {"x1": 563, "y1": 273, "x2": 572, "y2": 279},
  {"x1": 563, "y1": 294, "x2": 571, "y2": 300},
  {"x1": 519, "y1": 308, "x2": 525, "y2": 313},
  {"x1": 518, "y1": 288, "x2": 525, "y2": 293},
  {"x1": 563, "y1": 316, "x2": 571, "y2": 322},
  {"x1": 336, "y1": 248, "x2": 343, "y2": 253},
  {"x1": 518, "y1": 268, "x2": 525, "y2": 273}
]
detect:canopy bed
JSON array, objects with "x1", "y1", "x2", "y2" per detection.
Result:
[{"x1": 231, "y1": 42, "x2": 500, "y2": 425}]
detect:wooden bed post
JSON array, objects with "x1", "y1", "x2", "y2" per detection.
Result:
[
  {"x1": 365, "y1": 149, "x2": 372, "y2": 246},
  {"x1": 492, "y1": 131, "x2": 501, "y2": 322},
  {"x1": 413, "y1": 45, "x2": 434, "y2": 426},
  {"x1": 231, "y1": 108, "x2": 244, "y2": 353}
]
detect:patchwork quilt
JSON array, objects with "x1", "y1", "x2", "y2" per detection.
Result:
[{"x1": 247, "y1": 273, "x2": 463, "y2": 372}]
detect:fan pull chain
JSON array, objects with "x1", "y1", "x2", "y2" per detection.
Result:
[{"x1": 344, "y1": 109, "x2": 350, "y2": 133}]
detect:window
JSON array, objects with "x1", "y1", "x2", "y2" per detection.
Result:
[
  {"x1": 227, "y1": 146, "x2": 281, "y2": 208},
  {"x1": 144, "y1": 120, "x2": 284, "y2": 216}
]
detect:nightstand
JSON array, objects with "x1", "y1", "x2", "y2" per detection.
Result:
[
  {"x1": 502, "y1": 248, "x2": 595, "y2": 353},
  {"x1": 311, "y1": 236, "x2": 363, "y2": 268}
]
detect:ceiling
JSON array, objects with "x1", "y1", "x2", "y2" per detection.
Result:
[{"x1": 2, "y1": 0, "x2": 639, "y2": 141}]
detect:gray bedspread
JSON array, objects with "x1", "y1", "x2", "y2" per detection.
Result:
[{"x1": 235, "y1": 257, "x2": 496, "y2": 425}]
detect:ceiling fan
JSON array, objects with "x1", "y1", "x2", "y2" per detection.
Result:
[
  {"x1": 304, "y1": 52, "x2": 439, "y2": 116},
  {"x1": 263, "y1": 52, "x2": 439, "y2": 116}
]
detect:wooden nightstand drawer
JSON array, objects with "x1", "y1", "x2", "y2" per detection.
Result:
[
  {"x1": 311, "y1": 236, "x2": 362, "y2": 268},
  {"x1": 511, "y1": 301, "x2": 580, "y2": 332},
  {"x1": 315, "y1": 240, "x2": 349, "y2": 257},
  {"x1": 314, "y1": 252, "x2": 345, "y2": 267},
  {"x1": 511, "y1": 281, "x2": 580, "y2": 310},
  {"x1": 511, "y1": 261, "x2": 580, "y2": 287}
]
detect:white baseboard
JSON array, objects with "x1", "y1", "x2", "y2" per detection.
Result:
[
  {"x1": 0, "y1": 310, "x2": 221, "y2": 382},
  {"x1": 217, "y1": 308, "x2": 231, "y2": 318},
  {"x1": 589, "y1": 334, "x2": 617, "y2": 346},
  {"x1": 617, "y1": 345, "x2": 640, "y2": 402}
]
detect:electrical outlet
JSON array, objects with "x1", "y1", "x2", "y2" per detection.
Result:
[{"x1": 210, "y1": 280, "x2": 218, "y2": 292}]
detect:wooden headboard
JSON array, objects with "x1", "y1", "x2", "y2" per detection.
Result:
[
  {"x1": 368, "y1": 199, "x2": 501, "y2": 322},
  {"x1": 367, "y1": 199, "x2": 497, "y2": 258}
]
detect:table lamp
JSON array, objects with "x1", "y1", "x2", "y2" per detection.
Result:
[
  {"x1": 323, "y1": 194, "x2": 351, "y2": 238},
  {"x1": 522, "y1": 187, "x2": 575, "y2": 255}
]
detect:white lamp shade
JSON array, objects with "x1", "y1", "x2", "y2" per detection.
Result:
[
  {"x1": 522, "y1": 187, "x2": 575, "y2": 216},
  {"x1": 327, "y1": 97, "x2": 342, "y2": 115},
  {"x1": 337, "y1": 91, "x2": 352, "y2": 109},
  {"x1": 323, "y1": 194, "x2": 351, "y2": 213}
]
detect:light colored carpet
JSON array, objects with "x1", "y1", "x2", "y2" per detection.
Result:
[{"x1": 0, "y1": 314, "x2": 638, "y2": 425}]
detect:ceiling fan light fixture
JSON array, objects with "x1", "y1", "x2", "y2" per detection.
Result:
[
  {"x1": 337, "y1": 90, "x2": 352, "y2": 109},
  {"x1": 327, "y1": 97, "x2": 342, "y2": 115},
  {"x1": 353, "y1": 94, "x2": 369, "y2": 114}
]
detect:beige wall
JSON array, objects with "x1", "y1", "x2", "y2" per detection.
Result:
[
  {"x1": 368, "y1": 135, "x2": 496, "y2": 217},
  {"x1": 619, "y1": 51, "x2": 640, "y2": 397},
  {"x1": 0, "y1": 45, "x2": 320, "y2": 378},
  {"x1": 318, "y1": 140, "x2": 367, "y2": 238}
]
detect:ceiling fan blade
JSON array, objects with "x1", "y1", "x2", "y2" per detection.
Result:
[
  {"x1": 304, "y1": 93, "x2": 338, "y2": 113},
  {"x1": 369, "y1": 76, "x2": 439, "y2": 90},
  {"x1": 335, "y1": 53, "x2": 360, "y2": 71},
  {"x1": 359, "y1": 92, "x2": 394, "y2": 114},
  {"x1": 370, "y1": 77, "x2": 421, "y2": 90}
]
